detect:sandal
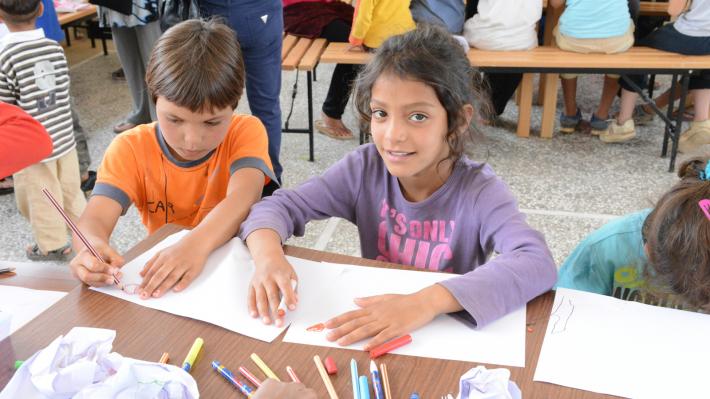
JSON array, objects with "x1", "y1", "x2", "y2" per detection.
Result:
[
  {"x1": 315, "y1": 119, "x2": 354, "y2": 141},
  {"x1": 671, "y1": 108, "x2": 694, "y2": 122},
  {"x1": 81, "y1": 170, "x2": 97, "y2": 193},
  {"x1": 0, "y1": 177, "x2": 13, "y2": 195},
  {"x1": 26, "y1": 243, "x2": 72, "y2": 262},
  {"x1": 113, "y1": 122, "x2": 137, "y2": 134}
]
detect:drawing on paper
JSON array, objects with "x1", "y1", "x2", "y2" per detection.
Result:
[
  {"x1": 550, "y1": 296, "x2": 574, "y2": 334},
  {"x1": 306, "y1": 322, "x2": 325, "y2": 332}
]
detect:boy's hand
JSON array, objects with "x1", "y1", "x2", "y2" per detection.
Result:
[
  {"x1": 324, "y1": 284, "x2": 462, "y2": 351},
  {"x1": 251, "y1": 379, "x2": 317, "y2": 399},
  {"x1": 70, "y1": 243, "x2": 125, "y2": 286},
  {"x1": 248, "y1": 254, "x2": 298, "y2": 327},
  {"x1": 138, "y1": 237, "x2": 209, "y2": 299}
]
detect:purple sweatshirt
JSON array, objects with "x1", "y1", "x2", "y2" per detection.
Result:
[{"x1": 239, "y1": 144, "x2": 557, "y2": 327}]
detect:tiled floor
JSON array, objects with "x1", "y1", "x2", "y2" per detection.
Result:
[{"x1": 1, "y1": 35, "x2": 705, "y2": 270}]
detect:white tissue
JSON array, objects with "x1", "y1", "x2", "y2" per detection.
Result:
[{"x1": 456, "y1": 366, "x2": 522, "y2": 399}]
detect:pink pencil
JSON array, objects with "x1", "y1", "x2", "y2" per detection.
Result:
[
  {"x1": 238, "y1": 365, "x2": 262, "y2": 387},
  {"x1": 286, "y1": 366, "x2": 301, "y2": 383},
  {"x1": 41, "y1": 188, "x2": 121, "y2": 287}
]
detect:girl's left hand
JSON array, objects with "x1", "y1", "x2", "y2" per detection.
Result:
[{"x1": 324, "y1": 292, "x2": 438, "y2": 351}]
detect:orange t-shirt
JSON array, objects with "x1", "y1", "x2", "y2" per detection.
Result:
[{"x1": 93, "y1": 114, "x2": 275, "y2": 234}]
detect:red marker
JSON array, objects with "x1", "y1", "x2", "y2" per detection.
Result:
[
  {"x1": 238, "y1": 365, "x2": 262, "y2": 387},
  {"x1": 324, "y1": 356, "x2": 337, "y2": 375},
  {"x1": 369, "y1": 334, "x2": 413, "y2": 359}
]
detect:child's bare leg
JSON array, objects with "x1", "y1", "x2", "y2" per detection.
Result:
[
  {"x1": 693, "y1": 89, "x2": 710, "y2": 121},
  {"x1": 617, "y1": 88, "x2": 638, "y2": 124},
  {"x1": 596, "y1": 75, "x2": 619, "y2": 119},
  {"x1": 561, "y1": 77, "x2": 578, "y2": 116}
]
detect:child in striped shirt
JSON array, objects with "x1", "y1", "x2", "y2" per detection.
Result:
[{"x1": 0, "y1": 0, "x2": 86, "y2": 261}]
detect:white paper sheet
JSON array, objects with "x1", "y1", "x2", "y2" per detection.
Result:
[
  {"x1": 92, "y1": 231, "x2": 296, "y2": 342},
  {"x1": 0, "y1": 285, "x2": 66, "y2": 339},
  {"x1": 283, "y1": 262, "x2": 526, "y2": 367},
  {"x1": 0, "y1": 327, "x2": 198, "y2": 399},
  {"x1": 534, "y1": 288, "x2": 710, "y2": 398}
]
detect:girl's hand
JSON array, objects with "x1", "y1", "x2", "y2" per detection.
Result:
[
  {"x1": 325, "y1": 284, "x2": 462, "y2": 350},
  {"x1": 138, "y1": 237, "x2": 210, "y2": 299},
  {"x1": 324, "y1": 292, "x2": 438, "y2": 351},
  {"x1": 70, "y1": 242, "x2": 124, "y2": 286},
  {"x1": 248, "y1": 254, "x2": 298, "y2": 327}
]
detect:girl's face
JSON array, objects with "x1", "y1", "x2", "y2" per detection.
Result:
[
  {"x1": 369, "y1": 73, "x2": 455, "y2": 196},
  {"x1": 156, "y1": 96, "x2": 234, "y2": 162}
]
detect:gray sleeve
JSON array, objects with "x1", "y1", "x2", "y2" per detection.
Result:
[
  {"x1": 230, "y1": 157, "x2": 279, "y2": 186},
  {"x1": 91, "y1": 183, "x2": 131, "y2": 215}
]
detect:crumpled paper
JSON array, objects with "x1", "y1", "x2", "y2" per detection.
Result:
[
  {"x1": 0, "y1": 327, "x2": 198, "y2": 399},
  {"x1": 457, "y1": 365, "x2": 522, "y2": 399}
]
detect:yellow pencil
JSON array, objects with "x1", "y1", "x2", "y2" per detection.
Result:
[
  {"x1": 313, "y1": 355, "x2": 339, "y2": 399},
  {"x1": 159, "y1": 352, "x2": 170, "y2": 364},
  {"x1": 250, "y1": 353, "x2": 280, "y2": 381},
  {"x1": 381, "y1": 363, "x2": 392, "y2": 399}
]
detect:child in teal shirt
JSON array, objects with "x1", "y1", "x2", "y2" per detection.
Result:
[{"x1": 558, "y1": 157, "x2": 710, "y2": 311}]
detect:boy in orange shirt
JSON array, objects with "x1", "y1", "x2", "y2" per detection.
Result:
[{"x1": 69, "y1": 19, "x2": 276, "y2": 299}]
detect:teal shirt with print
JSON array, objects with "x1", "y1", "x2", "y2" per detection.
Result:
[{"x1": 558, "y1": 209, "x2": 688, "y2": 310}]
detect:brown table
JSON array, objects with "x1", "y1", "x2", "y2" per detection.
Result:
[
  {"x1": 56, "y1": 5, "x2": 97, "y2": 26},
  {"x1": 0, "y1": 225, "x2": 621, "y2": 398}
]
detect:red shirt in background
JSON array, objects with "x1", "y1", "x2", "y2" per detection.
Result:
[{"x1": 0, "y1": 103, "x2": 53, "y2": 178}]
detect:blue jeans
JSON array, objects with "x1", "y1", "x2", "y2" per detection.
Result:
[
  {"x1": 200, "y1": 0, "x2": 284, "y2": 181},
  {"x1": 620, "y1": 23, "x2": 710, "y2": 92}
]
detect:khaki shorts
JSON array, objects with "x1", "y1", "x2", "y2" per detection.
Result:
[{"x1": 555, "y1": 21, "x2": 635, "y2": 79}]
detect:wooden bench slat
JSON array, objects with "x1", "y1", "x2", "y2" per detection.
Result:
[
  {"x1": 282, "y1": 35, "x2": 299, "y2": 61},
  {"x1": 298, "y1": 38, "x2": 328, "y2": 71},
  {"x1": 283, "y1": 37, "x2": 313, "y2": 71}
]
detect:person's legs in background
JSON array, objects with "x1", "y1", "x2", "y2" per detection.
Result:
[
  {"x1": 71, "y1": 108, "x2": 96, "y2": 193},
  {"x1": 111, "y1": 21, "x2": 161, "y2": 134},
  {"x1": 482, "y1": 72, "x2": 523, "y2": 122},
  {"x1": 319, "y1": 19, "x2": 358, "y2": 139}
]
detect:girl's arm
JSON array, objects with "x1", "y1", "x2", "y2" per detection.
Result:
[
  {"x1": 349, "y1": 0, "x2": 375, "y2": 46},
  {"x1": 549, "y1": 0, "x2": 565, "y2": 8},
  {"x1": 138, "y1": 168, "x2": 264, "y2": 298},
  {"x1": 241, "y1": 149, "x2": 365, "y2": 325},
  {"x1": 437, "y1": 180, "x2": 557, "y2": 328}
]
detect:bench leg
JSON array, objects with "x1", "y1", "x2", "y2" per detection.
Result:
[
  {"x1": 307, "y1": 70, "x2": 314, "y2": 162},
  {"x1": 516, "y1": 73, "x2": 534, "y2": 138},
  {"x1": 662, "y1": 74, "x2": 678, "y2": 158},
  {"x1": 102, "y1": 37, "x2": 108, "y2": 56},
  {"x1": 64, "y1": 28, "x2": 71, "y2": 47},
  {"x1": 669, "y1": 74, "x2": 690, "y2": 172},
  {"x1": 536, "y1": 73, "x2": 545, "y2": 106},
  {"x1": 540, "y1": 73, "x2": 558, "y2": 139}
]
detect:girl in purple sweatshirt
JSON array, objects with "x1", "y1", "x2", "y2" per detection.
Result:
[{"x1": 239, "y1": 24, "x2": 557, "y2": 350}]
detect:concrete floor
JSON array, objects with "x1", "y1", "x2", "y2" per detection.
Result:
[{"x1": 1, "y1": 35, "x2": 705, "y2": 270}]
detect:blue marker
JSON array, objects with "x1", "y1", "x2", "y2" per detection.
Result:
[
  {"x1": 409, "y1": 393, "x2": 420, "y2": 399},
  {"x1": 370, "y1": 360, "x2": 385, "y2": 399},
  {"x1": 350, "y1": 359, "x2": 360, "y2": 399},
  {"x1": 212, "y1": 360, "x2": 254, "y2": 397},
  {"x1": 359, "y1": 375, "x2": 371, "y2": 399}
]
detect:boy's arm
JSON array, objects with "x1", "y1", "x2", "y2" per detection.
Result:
[
  {"x1": 549, "y1": 0, "x2": 565, "y2": 8},
  {"x1": 69, "y1": 196, "x2": 125, "y2": 286},
  {"x1": 349, "y1": 0, "x2": 375, "y2": 46},
  {"x1": 138, "y1": 168, "x2": 264, "y2": 297},
  {"x1": 667, "y1": 0, "x2": 687, "y2": 17}
]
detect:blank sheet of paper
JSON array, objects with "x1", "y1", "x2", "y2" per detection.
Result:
[
  {"x1": 534, "y1": 288, "x2": 710, "y2": 398},
  {"x1": 0, "y1": 285, "x2": 66, "y2": 338},
  {"x1": 92, "y1": 231, "x2": 301, "y2": 342},
  {"x1": 283, "y1": 262, "x2": 526, "y2": 367}
]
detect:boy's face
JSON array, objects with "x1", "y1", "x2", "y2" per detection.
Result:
[{"x1": 155, "y1": 97, "x2": 234, "y2": 162}]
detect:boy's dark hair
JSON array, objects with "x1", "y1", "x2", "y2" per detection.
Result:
[
  {"x1": 146, "y1": 19, "x2": 244, "y2": 113},
  {"x1": 353, "y1": 24, "x2": 490, "y2": 166},
  {"x1": 0, "y1": 0, "x2": 41, "y2": 24},
  {"x1": 643, "y1": 157, "x2": 710, "y2": 309}
]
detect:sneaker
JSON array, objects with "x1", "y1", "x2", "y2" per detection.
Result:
[
  {"x1": 632, "y1": 105, "x2": 655, "y2": 126},
  {"x1": 600, "y1": 119, "x2": 636, "y2": 143},
  {"x1": 590, "y1": 113, "x2": 610, "y2": 136},
  {"x1": 678, "y1": 119, "x2": 710, "y2": 153},
  {"x1": 559, "y1": 109, "x2": 582, "y2": 133}
]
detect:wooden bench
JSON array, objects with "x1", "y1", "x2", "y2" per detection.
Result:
[
  {"x1": 320, "y1": 42, "x2": 710, "y2": 171},
  {"x1": 280, "y1": 34, "x2": 329, "y2": 162}
]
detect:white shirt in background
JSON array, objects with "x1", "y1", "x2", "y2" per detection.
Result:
[{"x1": 463, "y1": 0, "x2": 543, "y2": 51}]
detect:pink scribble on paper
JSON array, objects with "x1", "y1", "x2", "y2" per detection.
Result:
[{"x1": 699, "y1": 199, "x2": 710, "y2": 221}]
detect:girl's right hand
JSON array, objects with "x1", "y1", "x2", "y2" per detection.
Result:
[
  {"x1": 69, "y1": 242, "x2": 125, "y2": 287},
  {"x1": 248, "y1": 254, "x2": 298, "y2": 327}
]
